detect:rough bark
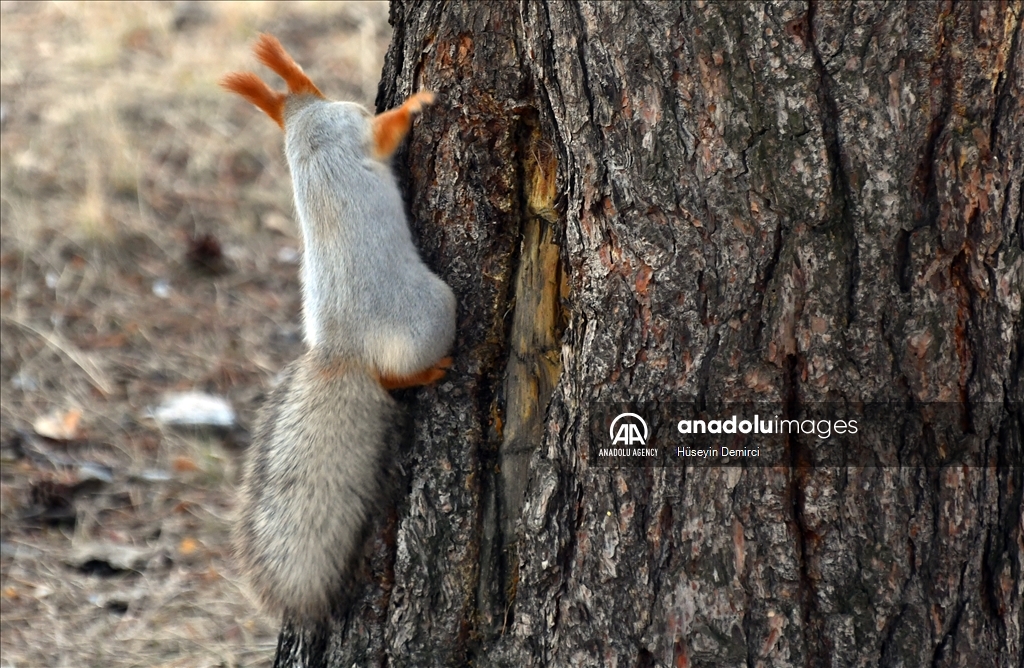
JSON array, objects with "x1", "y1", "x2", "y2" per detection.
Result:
[{"x1": 275, "y1": 2, "x2": 1022, "y2": 666}]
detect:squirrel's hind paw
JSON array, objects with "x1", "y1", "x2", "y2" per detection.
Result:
[{"x1": 378, "y1": 357, "x2": 451, "y2": 390}]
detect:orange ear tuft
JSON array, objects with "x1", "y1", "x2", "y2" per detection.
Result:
[
  {"x1": 220, "y1": 72, "x2": 286, "y2": 129},
  {"x1": 252, "y1": 34, "x2": 324, "y2": 98}
]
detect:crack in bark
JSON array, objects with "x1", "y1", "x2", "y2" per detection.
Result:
[
  {"x1": 568, "y1": 3, "x2": 597, "y2": 132},
  {"x1": 877, "y1": 601, "x2": 911, "y2": 665},
  {"x1": 695, "y1": 329, "x2": 720, "y2": 413},
  {"x1": 950, "y1": 249, "x2": 976, "y2": 432},
  {"x1": 807, "y1": 0, "x2": 859, "y2": 328},
  {"x1": 909, "y1": 3, "x2": 957, "y2": 245},
  {"x1": 274, "y1": 617, "x2": 331, "y2": 668},
  {"x1": 987, "y1": 0, "x2": 1022, "y2": 150},
  {"x1": 783, "y1": 349, "x2": 826, "y2": 667},
  {"x1": 930, "y1": 566, "x2": 969, "y2": 667},
  {"x1": 754, "y1": 222, "x2": 785, "y2": 352},
  {"x1": 992, "y1": 7, "x2": 1023, "y2": 241}
]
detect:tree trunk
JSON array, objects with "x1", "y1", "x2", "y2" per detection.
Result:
[{"x1": 274, "y1": 1, "x2": 1022, "y2": 666}]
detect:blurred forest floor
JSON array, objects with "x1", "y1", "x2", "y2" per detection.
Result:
[{"x1": 0, "y1": 2, "x2": 390, "y2": 665}]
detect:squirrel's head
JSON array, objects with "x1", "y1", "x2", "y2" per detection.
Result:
[
  {"x1": 224, "y1": 35, "x2": 433, "y2": 162},
  {"x1": 283, "y1": 99, "x2": 374, "y2": 158}
]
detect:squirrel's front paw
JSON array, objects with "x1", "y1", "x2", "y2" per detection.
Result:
[{"x1": 405, "y1": 91, "x2": 435, "y2": 114}]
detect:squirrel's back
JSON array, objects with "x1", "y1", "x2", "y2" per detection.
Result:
[{"x1": 283, "y1": 97, "x2": 456, "y2": 376}]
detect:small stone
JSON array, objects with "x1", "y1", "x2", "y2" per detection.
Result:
[
  {"x1": 148, "y1": 392, "x2": 235, "y2": 428},
  {"x1": 277, "y1": 246, "x2": 300, "y2": 264},
  {"x1": 152, "y1": 279, "x2": 171, "y2": 299}
]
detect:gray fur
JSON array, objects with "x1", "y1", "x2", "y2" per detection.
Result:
[
  {"x1": 235, "y1": 353, "x2": 399, "y2": 618},
  {"x1": 284, "y1": 97, "x2": 456, "y2": 375}
]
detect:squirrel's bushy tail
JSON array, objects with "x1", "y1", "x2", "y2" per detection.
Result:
[{"x1": 235, "y1": 351, "x2": 400, "y2": 619}]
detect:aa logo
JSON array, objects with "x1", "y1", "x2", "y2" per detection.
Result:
[{"x1": 609, "y1": 413, "x2": 649, "y2": 446}]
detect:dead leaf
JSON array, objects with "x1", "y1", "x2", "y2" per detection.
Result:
[
  {"x1": 172, "y1": 456, "x2": 200, "y2": 473},
  {"x1": 179, "y1": 537, "x2": 200, "y2": 556},
  {"x1": 33, "y1": 408, "x2": 83, "y2": 441}
]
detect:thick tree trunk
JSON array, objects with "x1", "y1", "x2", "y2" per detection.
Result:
[{"x1": 275, "y1": 2, "x2": 1022, "y2": 666}]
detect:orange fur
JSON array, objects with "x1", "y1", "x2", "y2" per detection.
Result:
[
  {"x1": 372, "y1": 91, "x2": 435, "y2": 159},
  {"x1": 377, "y1": 356, "x2": 451, "y2": 390},
  {"x1": 220, "y1": 71, "x2": 286, "y2": 128},
  {"x1": 252, "y1": 34, "x2": 324, "y2": 98},
  {"x1": 225, "y1": 33, "x2": 433, "y2": 152}
]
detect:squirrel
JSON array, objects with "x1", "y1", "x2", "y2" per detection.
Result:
[{"x1": 221, "y1": 34, "x2": 456, "y2": 620}]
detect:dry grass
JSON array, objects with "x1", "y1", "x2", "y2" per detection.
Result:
[{"x1": 0, "y1": 2, "x2": 391, "y2": 666}]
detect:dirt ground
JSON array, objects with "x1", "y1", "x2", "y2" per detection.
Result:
[{"x1": 0, "y1": 2, "x2": 391, "y2": 666}]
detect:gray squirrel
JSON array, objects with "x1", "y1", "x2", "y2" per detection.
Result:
[{"x1": 221, "y1": 34, "x2": 456, "y2": 619}]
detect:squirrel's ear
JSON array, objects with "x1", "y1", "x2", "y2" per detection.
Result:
[
  {"x1": 221, "y1": 71, "x2": 286, "y2": 129},
  {"x1": 253, "y1": 34, "x2": 324, "y2": 98}
]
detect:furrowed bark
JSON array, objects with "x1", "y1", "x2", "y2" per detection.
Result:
[{"x1": 275, "y1": 2, "x2": 1022, "y2": 666}]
